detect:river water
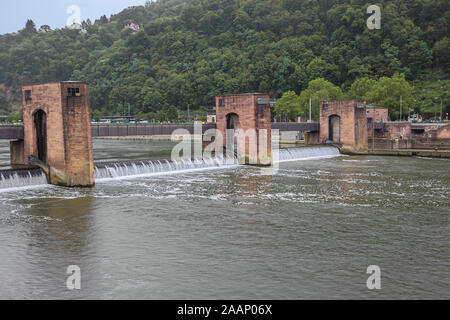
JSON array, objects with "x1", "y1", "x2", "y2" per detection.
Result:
[{"x1": 0, "y1": 139, "x2": 449, "y2": 299}]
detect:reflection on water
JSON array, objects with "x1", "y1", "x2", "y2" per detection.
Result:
[{"x1": 0, "y1": 140, "x2": 449, "y2": 299}]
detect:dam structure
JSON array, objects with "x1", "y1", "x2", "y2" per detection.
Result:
[
  {"x1": 0, "y1": 146, "x2": 341, "y2": 190},
  {"x1": 4, "y1": 81, "x2": 447, "y2": 191},
  {"x1": 0, "y1": 83, "x2": 330, "y2": 189},
  {"x1": 10, "y1": 82, "x2": 95, "y2": 187}
]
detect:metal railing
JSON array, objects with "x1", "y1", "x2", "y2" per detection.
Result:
[{"x1": 0, "y1": 122, "x2": 321, "y2": 140}]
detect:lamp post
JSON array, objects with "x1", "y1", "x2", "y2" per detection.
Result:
[{"x1": 435, "y1": 97, "x2": 442, "y2": 122}]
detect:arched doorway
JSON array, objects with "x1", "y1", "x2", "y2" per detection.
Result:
[
  {"x1": 34, "y1": 109, "x2": 47, "y2": 162},
  {"x1": 226, "y1": 113, "x2": 240, "y2": 130},
  {"x1": 226, "y1": 113, "x2": 240, "y2": 155},
  {"x1": 329, "y1": 115, "x2": 340, "y2": 143}
]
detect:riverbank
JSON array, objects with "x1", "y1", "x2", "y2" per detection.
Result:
[
  {"x1": 367, "y1": 149, "x2": 450, "y2": 158},
  {"x1": 340, "y1": 148, "x2": 450, "y2": 158}
]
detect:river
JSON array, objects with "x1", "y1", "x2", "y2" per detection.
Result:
[{"x1": 0, "y1": 139, "x2": 449, "y2": 299}]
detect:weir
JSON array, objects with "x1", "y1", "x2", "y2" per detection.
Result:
[{"x1": 0, "y1": 147, "x2": 341, "y2": 190}]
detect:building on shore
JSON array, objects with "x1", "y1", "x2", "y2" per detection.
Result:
[
  {"x1": 207, "y1": 108, "x2": 216, "y2": 123},
  {"x1": 366, "y1": 105, "x2": 389, "y2": 123}
]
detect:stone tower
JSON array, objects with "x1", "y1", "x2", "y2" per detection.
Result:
[
  {"x1": 215, "y1": 94, "x2": 272, "y2": 165},
  {"x1": 21, "y1": 82, "x2": 95, "y2": 187},
  {"x1": 319, "y1": 100, "x2": 368, "y2": 153}
]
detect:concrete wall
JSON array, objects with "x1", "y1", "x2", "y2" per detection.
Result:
[
  {"x1": 22, "y1": 82, "x2": 94, "y2": 187},
  {"x1": 369, "y1": 138, "x2": 450, "y2": 150},
  {"x1": 10, "y1": 140, "x2": 24, "y2": 168},
  {"x1": 304, "y1": 131, "x2": 320, "y2": 145}
]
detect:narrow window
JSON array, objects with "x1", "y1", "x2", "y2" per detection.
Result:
[
  {"x1": 257, "y1": 98, "x2": 267, "y2": 105},
  {"x1": 67, "y1": 88, "x2": 80, "y2": 97},
  {"x1": 25, "y1": 90, "x2": 32, "y2": 101},
  {"x1": 219, "y1": 99, "x2": 225, "y2": 107}
]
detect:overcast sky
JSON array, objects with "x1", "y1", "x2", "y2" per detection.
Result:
[{"x1": 0, "y1": 0, "x2": 147, "y2": 34}]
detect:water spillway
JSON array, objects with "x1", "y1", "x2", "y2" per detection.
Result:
[
  {"x1": 0, "y1": 147, "x2": 341, "y2": 189},
  {"x1": 0, "y1": 168, "x2": 47, "y2": 190},
  {"x1": 94, "y1": 146, "x2": 341, "y2": 180},
  {"x1": 94, "y1": 156, "x2": 236, "y2": 181},
  {"x1": 277, "y1": 146, "x2": 341, "y2": 162}
]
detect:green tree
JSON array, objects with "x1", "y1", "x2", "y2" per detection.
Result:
[
  {"x1": 7, "y1": 110, "x2": 23, "y2": 123},
  {"x1": 404, "y1": 40, "x2": 433, "y2": 75},
  {"x1": 155, "y1": 110, "x2": 167, "y2": 123},
  {"x1": 274, "y1": 91, "x2": 301, "y2": 121},
  {"x1": 135, "y1": 111, "x2": 146, "y2": 122},
  {"x1": 165, "y1": 105, "x2": 179, "y2": 122},
  {"x1": 347, "y1": 77, "x2": 377, "y2": 100},
  {"x1": 433, "y1": 37, "x2": 449, "y2": 68},
  {"x1": 22, "y1": 19, "x2": 37, "y2": 35},
  {"x1": 92, "y1": 110, "x2": 102, "y2": 122},
  {"x1": 299, "y1": 78, "x2": 344, "y2": 120},
  {"x1": 365, "y1": 74, "x2": 414, "y2": 120},
  {"x1": 0, "y1": 0, "x2": 447, "y2": 115},
  {"x1": 347, "y1": 57, "x2": 369, "y2": 81},
  {"x1": 145, "y1": 112, "x2": 156, "y2": 122}
]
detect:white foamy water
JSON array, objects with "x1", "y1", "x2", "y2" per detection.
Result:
[
  {"x1": 277, "y1": 146, "x2": 341, "y2": 162},
  {"x1": 0, "y1": 147, "x2": 342, "y2": 189},
  {"x1": 0, "y1": 172, "x2": 48, "y2": 191},
  {"x1": 94, "y1": 147, "x2": 342, "y2": 181}
]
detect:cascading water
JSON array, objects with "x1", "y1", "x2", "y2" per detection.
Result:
[
  {"x1": 0, "y1": 146, "x2": 341, "y2": 189},
  {"x1": 94, "y1": 155, "x2": 233, "y2": 181},
  {"x1": 94, "y1": 146, "x2": 341, "y2": 180},
  {"x1": 0, "y1": 170, "x2": 48, "y2": 190},
  {"x1": 277, "y1": 146, "x2": 341, "y2": 162}
]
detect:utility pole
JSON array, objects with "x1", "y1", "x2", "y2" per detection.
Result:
[
  {"x1": 187, "y1": 103, "x2": 190, "y2": 123},
  {"x1": 372, "y1": 121, "x2": 375, "y2": 150},
  {"x1": 434, "y1": 97, "x2": 438, "y2": 121},
  {"x1": 309, "y1": 97, "x2": 312, "y2": 123}
]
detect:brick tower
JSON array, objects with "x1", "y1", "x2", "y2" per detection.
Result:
[
  {"x1": 215, "y1": 94, "x2": 272, "y2": 165},
  {"x1": 21, "y1": 82, "x2": 95, "y2": 187},
  {"x1": 319, "y1": 100, "x2": 368, "y2": 153}
]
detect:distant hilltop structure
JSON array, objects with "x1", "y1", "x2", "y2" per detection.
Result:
[
  {"x1": 38, "y1": 25, "x2": 52, "y2": 33},
  {"x1": 63, "y1": 23, "x2": 87, "y2": 34},
  {"x1": 124, "y1": 23, "x2": 140, "y2": 32}
]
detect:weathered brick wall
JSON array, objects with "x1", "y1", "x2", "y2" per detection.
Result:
[
  {"x1": 366, "y1": 108, "x2": 389, "y2": 122},
  {"x1": 436, "y1": 124, "x2": 450, "y2": 139},
  {"x1": 319, "y1": 100, "x2": 368, "y2": 152},
  {"x1": 382, "y1": 122, "x2": 412, "y2": 139},
  {"x1": 23, "y1": 83, "x2": 66, "y2": 174},
  {"x1": 61, "y1": 82, "x2": 94, "y2": 186},
  {"x1": 354, "y1": 105, "x2": 368, "y2": 151},
  {"x1": 216, "y1": 94, "x2": 272, "y2": 165},
  {"x1": 22, "y1": 82, "x2": 94, "y2": 187}
]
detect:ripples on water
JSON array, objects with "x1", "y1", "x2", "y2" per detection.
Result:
[{"x1": 0, "y1": 140, "x2": 449, "y2": 299}]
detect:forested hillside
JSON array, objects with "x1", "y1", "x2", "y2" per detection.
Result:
[{"x1": 0, "y1": 0, "x2": 448, "y2": 119}]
